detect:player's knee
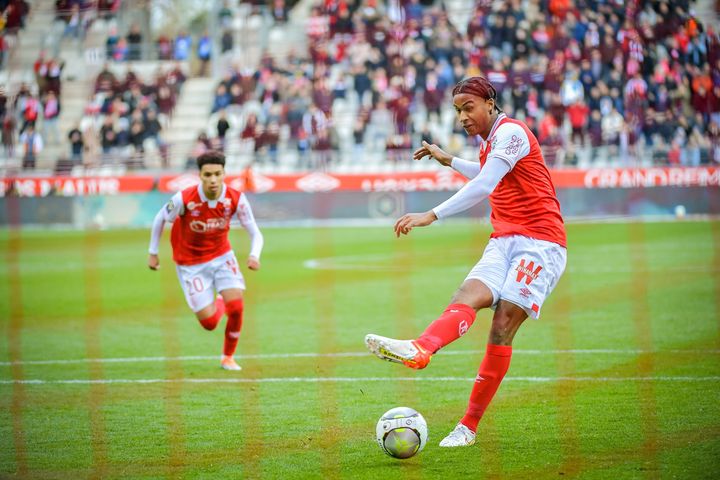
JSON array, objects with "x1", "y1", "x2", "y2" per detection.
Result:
[
  {"x1": 225, "y1": 298, "x2": 244, "y2": 316},
  {"x1": 489, "y1": 306, "x2": 525, "y2": 345},
  {"x1": 199, "y1": 317, "x2": 218, "y2": 331}
]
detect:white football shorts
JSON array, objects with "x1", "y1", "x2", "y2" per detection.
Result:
[
  {"x1": 466, "y1": 235, "x2": 567, "y2": 319},
  {"x1": 175, "y1": 250, "x2": 246, "y2": 312}
]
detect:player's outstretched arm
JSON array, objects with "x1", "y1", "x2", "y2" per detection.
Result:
[
  {"x1": 394, "y1": 211, "x2": 438, "y2": 237},
  {"x1": 247, "y1": 256, "x2": 260, "y2": 271},
  {"x1": 413, "y1": 141, "x2": 452, "y2": 166},
  {"x1": 148, "y1": 254, "x2": 160, "y2": 270},
  {"x1": 148, "y1": 194, "x2": 182, "y2": 271}
]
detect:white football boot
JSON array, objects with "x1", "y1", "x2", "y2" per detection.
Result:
[
  {"x1": 439, "y1": 423, "x2": 476, "y2": 447},
  {"x1": 220, "y1": 355, "x2": 242, "y2": 371},
  {"x1": 364, "y1": 334, "x2": 431, "y2": 369}
]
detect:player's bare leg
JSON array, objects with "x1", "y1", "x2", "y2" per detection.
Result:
[
  {"x1": 440, "y1": 300, "x2": 527, "y2": 447},
  {"x1": 219, "y1": 288, "x2": 244, "y2": 371},
  {"x1": 365, "y1": 279, "x2": 493, "y2": 369}
]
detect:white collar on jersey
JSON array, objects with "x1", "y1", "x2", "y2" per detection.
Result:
[
  {"x1": 480, "y1": 113, "x2": 507, "y2": 143},
  {"x1": 197, "y1": 183, "x2": 226, "y2": 208}
]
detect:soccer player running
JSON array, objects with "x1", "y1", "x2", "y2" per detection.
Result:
[
  {"x1": 148, "y1": 151, "x2": 264, "y2": 371},
  {"x1": 365, "y1": 76, "x2": 567, "y2": 447}
]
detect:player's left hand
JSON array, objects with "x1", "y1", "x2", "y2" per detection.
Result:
[
  {"x1": 394, "y1": 211, "x2": 437, "y2": 237},
  {"x1": 247, "y1": 256, "x2": 260, "y2": 271}
]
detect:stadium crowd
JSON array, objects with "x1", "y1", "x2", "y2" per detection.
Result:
[
  {"x1": 1, "y1": 0, "x2": 719, "y2": 171},
  {"x1": 206, "y1": 0, "x2": 720, "y2": 169}
]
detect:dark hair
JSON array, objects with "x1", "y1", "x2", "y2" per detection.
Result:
[
  {"x1": 452, "y1": 76, "x2": 502, "y2": 112},
  {"x1": 197, "y1": 150, "x2": 226, "y2": 169}
]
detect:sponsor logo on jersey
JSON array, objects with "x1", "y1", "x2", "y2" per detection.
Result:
[
  {"x1": 187, "y1": 201, "x2": 199, "y2": 210},
  {"x1": 519, "y1": 287, "x2": 532, "y2": 298},
  {"x1": 189, "y1": 218, "x2": 228, "y2": 233},
  {"x1": 515, "y1": 259, "x2": 543, "y2": 285},
  {"x1": 505, "y1": 134, "x2": 523, "y2": 155}
]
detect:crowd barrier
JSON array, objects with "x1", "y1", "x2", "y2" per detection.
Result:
[{"x1": 1, "y1": 167, "x2": 718, "y2": 227}]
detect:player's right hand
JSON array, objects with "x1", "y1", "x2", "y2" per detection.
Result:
[
  {"x1": 148, "y1": 254, "x2": 160, "y2": 270},
  {"x1": 412, "y1": 141, "x2": 452, "y2": 166}
]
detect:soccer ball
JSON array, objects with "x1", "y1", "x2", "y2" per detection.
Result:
[{"x1": 375, "y1": 407, "x2": 428, "y2": 459}]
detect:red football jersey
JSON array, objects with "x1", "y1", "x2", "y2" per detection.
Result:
[
  {"x1": 481, "y1": 115, "x2": 567, "y2": 247},
  {"x1": 170, "y1": 185, "x2": 242, "y2": 265}
]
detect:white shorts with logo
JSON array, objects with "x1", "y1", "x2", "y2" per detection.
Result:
[
  {"x1": 466, "y1": 235, "x2": 567, "y2": 319},
  {"x1": 175, "y1": 250, "x2": 245, "y2": 312}
]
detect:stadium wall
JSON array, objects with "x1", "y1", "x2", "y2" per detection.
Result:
[{"x1": 1, "y1": 186, "x2": 718, "y2": 228}]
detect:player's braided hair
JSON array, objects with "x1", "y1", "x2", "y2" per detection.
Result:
[
  {"x1": 197, "y1": 150, "x2": 226, "y2": 169},
  {"x1": 452, "y1": 76, "x2": 502, "y2": 112}
]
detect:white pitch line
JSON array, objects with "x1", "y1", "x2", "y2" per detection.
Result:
[
  {"x1": 0, "y1": 348, "x2": 718, "y2": 367},
  {"x1": 0, "y1": 376, "x2": 719, "y2": 386}
]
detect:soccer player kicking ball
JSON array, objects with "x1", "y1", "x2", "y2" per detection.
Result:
[
  {"x1": 148, "y1": 151, "x2": 264, "y2": 371},
  {"x1": 365, "y1": 76, "x2": 567, "y2": 447}
]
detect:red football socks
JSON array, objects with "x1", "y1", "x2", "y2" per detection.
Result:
[
  {"x1": 199, "y1": 297, "x2": 226, "y2": 331},
  {"x1": 223, "y1": 299, "x2": 244, "y2": 356},
  {"x1": 415, "y1": 303, "x2": 477, "y2": 353},
  {"x1": 460, "y1": 343, "x2": 513, "y2": 432}
]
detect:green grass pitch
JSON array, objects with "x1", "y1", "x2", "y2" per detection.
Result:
[{"x1": 1, "y1": 220, "x2": 719, "y2": 479}]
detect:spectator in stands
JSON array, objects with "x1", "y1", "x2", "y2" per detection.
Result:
[
  {"x1": 221, "y1": 29, "x2": 233, "y2": 54},
  {"x1": 68, "y1": 124, "x2": 84, "y2": 163},
  {"x1": 100, "y1": 116, "x2": 117, "y2": 156},
  {"x1": 41, "y1": 90, "x2": 61, "y2": 145},
  {"x1": 197, "y1": 31, "x2": 212, "y2": 77},
  {"x1": 271, "y1": 0, "x2": 288, "y2": 24},
  {"x1": 216, "y1": 109, "x2": 230, "y2": 151},
  {"x1": 218, "y1": 1, "x2": 233, "y2": 28},
  {"x1": 212, "y1": 84, "x2": 231, "y2": 113},
  {"x1": 126, "y1": 23, "x2": 143, "y2": 61},
  {"x1": 19, "y1": 123, "x2": 42, "y2": 169},
  {"x1": 61, "y1": 4, "x2": 82, "y2": 45},
  {"x1": 97, "y1": 0, "x2": 120, "y2": 21},
  {"x1": 20, "y1": 92, "x2": 39, "y2": 134},
  {"x1": 2, "y1": 113, "x2": 16, "y2": 159},
  {"x1": 567, "y1": 99, "x2": 589, "y2": 147},
  {"x1": 42, "y1": 58, "x2": 64, "y2": 97},
  {"x1": 128, "y1": 120, "x2": 145, "y2": 153},
  {"x1": 186, "y1": 132, "x2": 210, "y2": 169},
  {"x1": 157, "y1": 33, "x2": 172, "y2": 60},
  {"x1": 174, "y1": 31, "x2": 192, "y2": 61}
]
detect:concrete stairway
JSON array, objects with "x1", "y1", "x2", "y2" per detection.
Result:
[{"x1": 163, "y1": 76, "x2": 217, "y2": 167}]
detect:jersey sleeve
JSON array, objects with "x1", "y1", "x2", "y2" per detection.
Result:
[
  {"x1": 236, "y1": 194, "x2": 264, "y2": 260},
  {"x1": 432, "y1": 156, "x2": 511, "y2": 220},
  {"x1": 488, "y1": 123, "x2": 531, "y2": 169},
  {"x1": 451, "y1": 156, "x2": 481, "y2": 179},
  {"x1": 148, "y1": 192, "x2": 184, "y2": 255}
]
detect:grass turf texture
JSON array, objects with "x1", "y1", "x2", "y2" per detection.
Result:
[{"x1": 0, "y1": 220, "x2": 718, "y2": 479}]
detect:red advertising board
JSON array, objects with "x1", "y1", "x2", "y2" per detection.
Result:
[{"x1": 2, "y1": 167, "x2": 718, "y2": 197}]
